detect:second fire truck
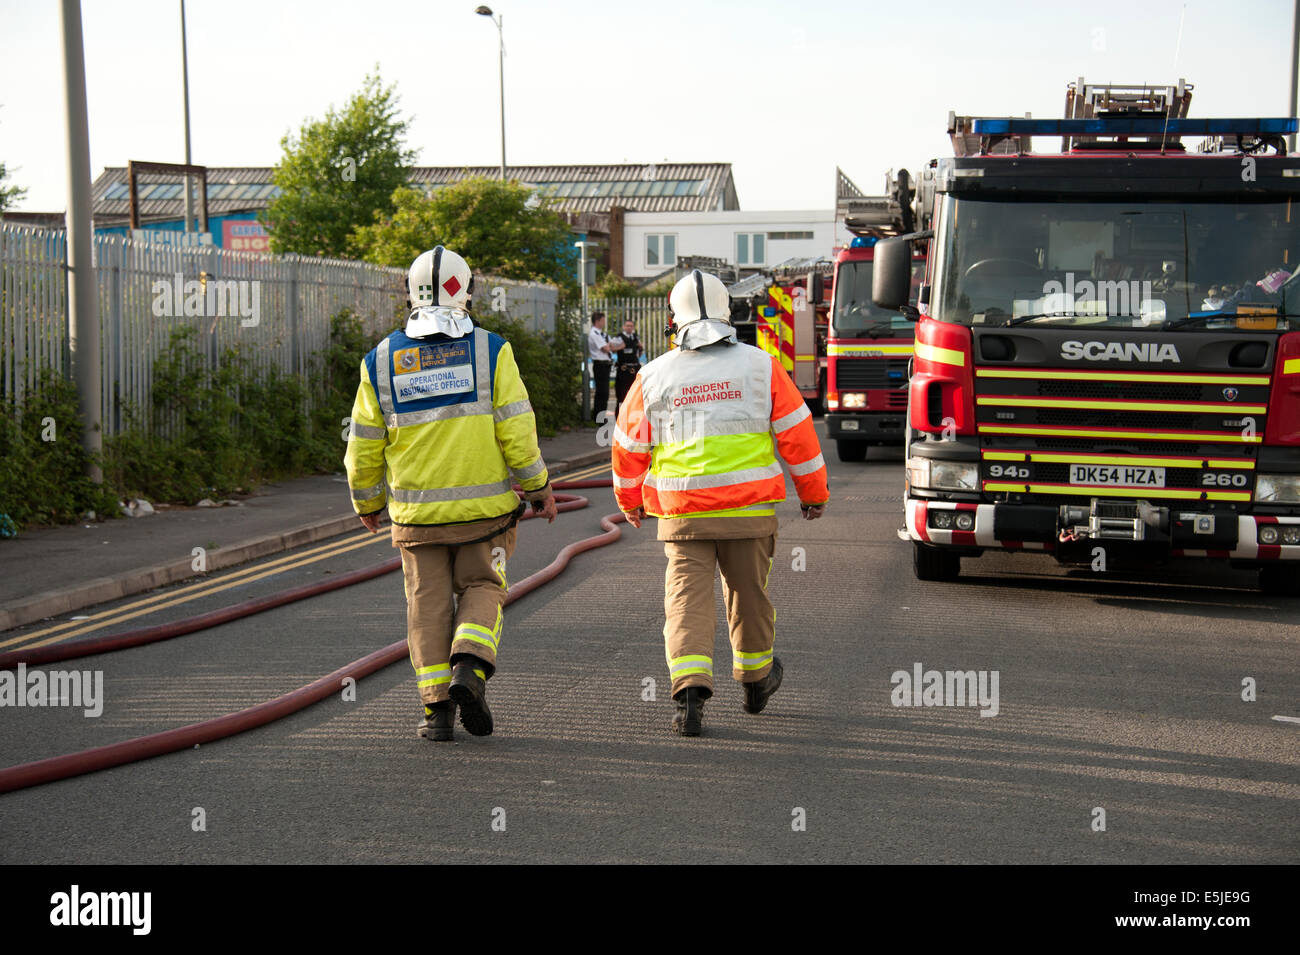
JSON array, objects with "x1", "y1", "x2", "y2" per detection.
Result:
[{"x1": 825, "y1": 168, "x2": 931, "y2": 461}]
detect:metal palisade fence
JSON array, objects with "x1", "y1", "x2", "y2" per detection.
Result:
[
  {"x1": 587, "y1": 296, "x2": 672, "y2": 363},
  {"x1": 0, "y1": 222, "x2": 558, "y2": 437}
]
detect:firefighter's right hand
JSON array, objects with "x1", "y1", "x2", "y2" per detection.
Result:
[
  {"x1": 533, "y1": 492, "x2": 558, "y2": 524},
  {"x1": 801, "y1": 504, "x2": 826, "y2": 521},
  {"x1": 623, "y1": 506, "x2": 645, "y2": 529},
  {"x1": 359, "y1": 510, "x2": 385, "y2": 533}
]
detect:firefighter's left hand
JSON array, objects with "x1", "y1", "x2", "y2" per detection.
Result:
[
  {"x1": 801, "y1": 504, "x2": 826, "y2": 521},
  {"x1": 359, "y1": 510, "x2": 386, "y2": 533},
  {"x1": 623, "y1": 506, "x2": 645, "y2": 529}
]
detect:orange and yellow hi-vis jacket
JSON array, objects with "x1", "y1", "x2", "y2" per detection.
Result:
[{"x1": 612, "y1": 340, "x2": 828, "y2": 518}]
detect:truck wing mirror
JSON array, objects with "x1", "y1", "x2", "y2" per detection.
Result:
[{"x1": 872, "y1": 236, "x2": 914, "y2": 312}]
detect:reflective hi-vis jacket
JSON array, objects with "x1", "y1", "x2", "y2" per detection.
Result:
[
  {"x1": 345, "y1": 325, "x2": 548, "y2": 525},
  {"x1": 611, "y1": 341, "x2": 828, "y2": 518}
]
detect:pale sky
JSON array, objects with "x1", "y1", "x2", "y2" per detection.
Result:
[{"x1": 1, "y1": 0, "x2": 1297, "y2": 213}]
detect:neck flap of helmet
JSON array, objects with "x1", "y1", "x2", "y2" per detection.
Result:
[{"x1": 406, "y1": 305, "x2": 474, "y2": 339}]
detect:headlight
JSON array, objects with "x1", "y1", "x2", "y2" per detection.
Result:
[
  {"x1": 908, "y1": 458, "x2": 978, "y2": 492},
  {"x1": 841, "y1": 392, "x2": 867, "y2": 409},
  {"x1": 1260, "y1": 525, "x2": 1280, "y2": 544},
  {"x1": 1255, "y1": 474, "x2": 1300, "y2": 503},
  {"x1": 930, "y1": 461, "x2": 979, "y2": 491}
]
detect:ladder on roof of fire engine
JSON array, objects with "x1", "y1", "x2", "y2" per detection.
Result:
[
  {"x1": 835, "y1": 167, "x2": 929, "y2": 238},
  {"x1": 1062, "y1": 78, "x2": 1192, "y2": 150},
  {"x1": 950, "y1": 79, "x2": 1195, "y2": 156},
  {"x1": 951, "y1": 80, "x2": 1294, "y2": 157}
]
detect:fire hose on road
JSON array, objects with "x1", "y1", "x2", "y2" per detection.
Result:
[{"x1": 0, "y1": 479, "x2": 621, "y2": 795}]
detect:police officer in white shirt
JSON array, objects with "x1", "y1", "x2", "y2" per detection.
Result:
[{"x1": 588, "y1": 311, "x2": 615, "y2": 423}]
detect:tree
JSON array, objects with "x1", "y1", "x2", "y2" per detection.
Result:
[
  {"x1": 0, "y1": 161, "x2": 26, "y2": 214},
  {"x1": 262, "y1": 73, "x2": 416, "y2": 258},
  {"x1": 350, "y1": 177, "x2": 578, "y2": 296}
]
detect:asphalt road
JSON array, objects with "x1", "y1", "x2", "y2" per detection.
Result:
[{"x1": 1, "y1": 421, "x2": 1297, "y2": 863}]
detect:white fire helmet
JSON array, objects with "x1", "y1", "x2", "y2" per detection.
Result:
[
  {"x1": 669, "y1": 270, "x2": 736, "y2": 349},
  {"x1": 408, "y1": 246, "x2": 473, "y2": 309}
]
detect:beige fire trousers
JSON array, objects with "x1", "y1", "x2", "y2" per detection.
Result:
[
  {"x1": 398, "y1": 527, "x2": 516, "y2": 705},
  {"x1": 662, "y1": 535, "x2": 776, "y2": 698}
]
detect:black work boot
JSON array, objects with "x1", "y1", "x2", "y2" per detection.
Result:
[
  {"x1": 672, "y1": 687, "x2": 708, "y2": 736},
  {"x1": 448, "y1": 659, "x2": 493, "y2": 736},
  {"x1": 742, "y1": 656, "x2": 783, "y2": 714},
  {"x1": 418, "y1": 701, "x2": 456, "y2": 742}
]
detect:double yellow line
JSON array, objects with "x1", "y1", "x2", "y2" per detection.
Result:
[
  {"x1": 7, "y1": 470, "x2": 613, "y2": 654},
  {"x1": 560, "y1": 461, "x2": 612, "y2": 481},
  {"x1": 1, "y1": 528, "x2": 389, "y2": 653}
]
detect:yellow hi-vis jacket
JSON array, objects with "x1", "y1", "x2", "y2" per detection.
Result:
[{"x1": 344, "y1": 325, "x2": 549, "y2": 525}]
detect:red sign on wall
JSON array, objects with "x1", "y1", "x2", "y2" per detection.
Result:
[{"x1": 222, "y1": 220, "x2": 270, "y2": 252}]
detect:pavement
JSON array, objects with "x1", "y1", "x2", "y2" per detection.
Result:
[{"x1": 0, "y1": 424, "x2": 610, "y2": 633}]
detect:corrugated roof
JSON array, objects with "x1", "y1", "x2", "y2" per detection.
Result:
[{"x1": 90, "y1": 162, "x2": 738, "y2": 223}]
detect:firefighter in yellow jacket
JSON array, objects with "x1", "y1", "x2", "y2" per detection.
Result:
[
  {"x1": 345, "y1": 246, "x2": 556, "y2": 742},
  {"x1": 613, "y1": 270, "x2": 829, "y2": 736}
]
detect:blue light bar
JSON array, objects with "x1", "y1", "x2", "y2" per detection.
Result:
[
  {"x1": 971, "y1": 117, "x2": 1299, "y2": 136},
  {"x1": 850, "y1": 235, "x2": 878, "y2": 248}
]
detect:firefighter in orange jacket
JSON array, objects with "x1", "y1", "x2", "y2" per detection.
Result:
[{"x1": 612, "y1": 270, "x2": 829, "y2": 736}]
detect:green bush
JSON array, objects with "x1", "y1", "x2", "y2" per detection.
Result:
[
  {"x1": 312, "y1": 307, "x2": 384, "y2": 453},
  {"x1": 1, "y1": 305, "x2": 573, "y2": 530},
  {"x1": 104, "y1": 312, "x2": 380, "y2": 506},
  {"x1": 475, "y1": 309, "x2": 581, "y2": 435},
  {"x1": 0, "y1": 369, "x2": 120, "y2": 529}
]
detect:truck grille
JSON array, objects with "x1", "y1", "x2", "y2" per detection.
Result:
[
  {"x1": 836, "y1": 357, "x2": 909, "y2": 390},
  {"x1": 974, "y1": 364, "x2": 1269, "y2": 505}
]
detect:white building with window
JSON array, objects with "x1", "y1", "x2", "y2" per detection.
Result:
[{"x1": 623, "y1": 209, "x2": 849, "y2": 279}]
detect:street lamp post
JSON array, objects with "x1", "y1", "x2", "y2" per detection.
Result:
[
  {"x1": 475, "y1": 6, "x2": 506, "y2": 180},
  {"x1": 180, "y1": 0, "x2": 194, "y2": 232},
  {"x1": 576, "y1": 240, "x2": 591, "y2": 420}
]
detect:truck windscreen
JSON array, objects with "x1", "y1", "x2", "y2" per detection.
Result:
[
  {"x1": 930, "y1": 195, "x2": 1300, "y2": 330},
  {"x1": 832, "y1": 259, "x2": 922, "y2": 337}
]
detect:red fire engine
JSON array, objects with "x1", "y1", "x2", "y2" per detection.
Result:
[
  {"x1": 873, "y1": 79, "x2": 1300, "y2": 593},
  {"x1": 825, "y1": 168, "x2": 930, "y2": 461}
]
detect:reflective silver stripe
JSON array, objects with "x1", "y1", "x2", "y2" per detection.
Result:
[
  {"x1": 772, "y1": 403, "x2": 811, "y2": 434},
  {"x1": 614, "y1": 469, "x2": 647, "y2": 488},
  {"x1": 613, "y1": 426, "x2": 651, "y2": 452},
  {"x1": 644, "y1": 462, "x2": 782, "y2": 492},
  {"x1": 351, "y1": 483, "x2": 384, "y2": 501},
  {"x1": 385, "y1": 400, "x2": 491, "y2": 429},
  {"x1": 350, "y1": 423, "x2": 386, "y2": 440},
  {"x1": 511, "y1": 457, "x2": 547, "y2": 481},
  {"x1": 788, "y1": 453, "x2": 825, "y2": 476},
  {"x1": 375, "y1": 338, "x2": 394, "y2": 415},
  {"x1": 669, "y1": 658, "x2": 713, "y2": 675},
  {"x1": 658, "y1": 416, "x2": 770, "y2": 444},
  {"x1": 494, "y1": 399, "x2": 533, "y2": 422},
  {"x1": 474, "y1": 328, "x2": 491, "y2": 402},
  {"x1": 389, "y1": 479, "x2": 515, "y2": 503}
]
